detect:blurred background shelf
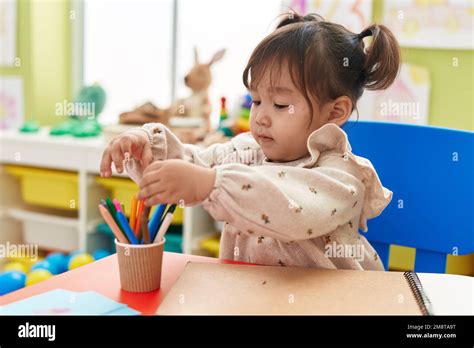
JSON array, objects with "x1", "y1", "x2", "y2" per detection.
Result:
[{"x1": 0, "y1": 131, "x2": 218, "y2": 260}]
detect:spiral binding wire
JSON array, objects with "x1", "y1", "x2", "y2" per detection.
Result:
[{"x1": 404, "y1": 271, "x2": 433, "y2": 315}]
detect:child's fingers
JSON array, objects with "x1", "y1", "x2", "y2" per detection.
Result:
[
  {"x1": 140, "y1": 144, "x2": 153, "y2": 168},
  {"x1": 139, "y1": 169, "x2": 162, "y2": 190},
  {"x1": 138, "y1": 181, "x2": 165, "y2": 201},
  {"x1": 110, "y1": 144, "x2": 125, "y2": 173},
  {"x1": 144, "y1": 192, "x2": 172, "y2": 207},
  {"x1": 119, "y1": 135, "x2": 134, "y2": 159},
  {"x1": 100, "y1": 147, "x2": 113, "y2": 177}
]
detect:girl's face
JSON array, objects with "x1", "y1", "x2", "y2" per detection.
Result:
[{"x1": 249, "y1": 65, "x2": 326, "y2": 162}]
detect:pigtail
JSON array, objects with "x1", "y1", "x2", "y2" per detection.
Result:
[{"x1": 359, "y1": 24, "x2": 401, "y2": 91}]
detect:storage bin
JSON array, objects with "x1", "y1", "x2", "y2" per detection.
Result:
[
  {"x1": 5, "y1": 165, "x2": 79, "y2": 210},
  {"x1": 199, "y1": 234, "x2": 220, "y2": 257},
  {"x1": 95, "y1": 176, "x2": 184, "y2": 224},
  {"x1": 9, "y1": 208, "x2": 79, "y2": 252},
  {"x1": 164, "y1": 230, "x2": 183, "y2": 253}
]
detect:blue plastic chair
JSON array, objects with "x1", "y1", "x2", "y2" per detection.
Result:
[{"x1": 342, "y1": 121, "x2": 474, "y2": 273}]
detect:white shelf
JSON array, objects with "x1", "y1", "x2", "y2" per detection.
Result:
[{"x1": 0, "y1": 129, "x2": 217, "y2": 255}]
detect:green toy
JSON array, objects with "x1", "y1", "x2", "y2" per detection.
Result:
[
  {"x1": 19, "y1": 121, "x2": 40, "y2": 133},
  {"x1": 50, "y1": 83, "x2": 106, "y2": 137},
  {"x1": 217, "y1": 96, "x2": 233, "y2": 137}
]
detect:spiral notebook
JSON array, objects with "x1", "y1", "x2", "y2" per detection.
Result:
[{"x1": 156, "y1": 263, "x2": 432, "y2": 315}]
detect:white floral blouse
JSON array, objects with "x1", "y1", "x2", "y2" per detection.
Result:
[{"x1": 126, "y1": 122, "x2": 392, "y2": 270}]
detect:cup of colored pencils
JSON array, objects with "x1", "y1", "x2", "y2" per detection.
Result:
[{"x1": 98, "y1": 195, "x2": 177, "y2": 292}]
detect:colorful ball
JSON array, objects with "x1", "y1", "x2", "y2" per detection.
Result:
[
  {"x1": 68, "y1": 253, "x2": 94, "y2": 270},
  {"x1": 3, "y1": 262, "x2": 28, "y2": 274},
  {"x1": 0, "y1": 271, "x2": 26, "y2": 295},
  {"x1": 45, "y1": 252, "x2": 68, "y2": 274},
  {"x1": 7, "y1": 256, "x2": 35, "y2": 271},
  {"x1": 26, "y1": 269, "x2": 53, "y2": 286},
  {"x1": 66, "y1": 250, "x2": 82, "y2": 265},
  {"x1": 92, "y1": 249, "x2": 111, "y2": 260},
  {"x1": 31, "y1": 260, "x2": 59, "y2": 275}
]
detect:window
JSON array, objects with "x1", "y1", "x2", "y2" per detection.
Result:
[
  {"x1": 83, "y1": 0, "x2": 282, "y2": 126},
  {"x1": 83, "y1": 0, "x2": 174, "y2": 125}
]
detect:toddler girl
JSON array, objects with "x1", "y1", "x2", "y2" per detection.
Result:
[{"x1": 100, "y1": 13, "x2": 400, "y2": 271}]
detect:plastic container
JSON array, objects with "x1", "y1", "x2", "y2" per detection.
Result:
[
  {"x1": 9, "y1": 208, "x2": 79, "y2": 251},
  {"x1": 5, "y1": 165, "x2": 79, "y2": 210},
  {"x1": 164, "y1": 230, "x2": 183, "y2": 253},
  {"x1": 199, "y1": 234, "x2": 220, "y2": 257}
]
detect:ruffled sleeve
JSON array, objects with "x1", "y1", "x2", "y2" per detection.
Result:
[
  {"x1": 304, "y1": 123, "x2": 393, "y2": 232},
  {"x1": 124, "y1": 122, "x2": 246, "y2": 185}
]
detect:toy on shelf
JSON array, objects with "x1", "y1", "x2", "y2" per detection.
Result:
[
  {"x1": 118, "y1": 48, "x2": 226, "y2": 145},
  {"x1": 217, "y1": 97, "x2": 233, "y2": 137},
  {"x1": 119, "y1": 101, "x2": 171, "y2": 128},
  {"x1": 170, "y1": 48, "x2": 226, "y2": 129},
  {"x1": 19, "y1": 121, "x2": 40, "y2": 133},
  {"x1": 49, "y1": 83, "x2": 106, "y2": 137},
  {"x1": 233, "y1": 94, "x2": 251, "y2": 134}
]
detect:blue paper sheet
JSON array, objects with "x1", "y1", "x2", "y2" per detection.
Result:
[{"x1": 0, "y1": 289, "x2": 140, "y2": 315}]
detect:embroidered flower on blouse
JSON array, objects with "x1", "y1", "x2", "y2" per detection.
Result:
[
  {"x1": 309, "y1": 187, "x2": 318, "y2": 194},
  {"x1": 261, "y1": 214, "x2": 270, "y2": 224},
  {"x1": 241, "y1": 184, "x2": 252, "y2": 191},
  {"x1": 257, "y1": 236, "x2": 264, "y2": 244},
  {"x1": 278, "y1": 171, "x2": 286, "y2": 178},
  {"x1": 324, "y1": 235, "x2": 331, "y2": 243}
]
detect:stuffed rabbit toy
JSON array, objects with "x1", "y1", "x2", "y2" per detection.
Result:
[
  {"x1": 170, "y1": 47, "x2": 226, "y2": 131},
  {"x1": 120, "y1": 48, "x2": 225, "y2": 131}
]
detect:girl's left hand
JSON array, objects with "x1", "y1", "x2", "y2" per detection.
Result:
[{"x1": 137, "y1": 159, "x2": 216, "y2": 207}]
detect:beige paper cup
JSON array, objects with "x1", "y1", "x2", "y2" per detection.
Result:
[{"x1": 115, "y1": 238, "x2": 165, "y2": 293}]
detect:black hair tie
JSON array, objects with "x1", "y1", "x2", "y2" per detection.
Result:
[
  {"x1": 358, "y1": 28, "x2": 373, "y2": 40},
  {"x1": 358, "y1": 71, "x2": 368, "y2": 84}
]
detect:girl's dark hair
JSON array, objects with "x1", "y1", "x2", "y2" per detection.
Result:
[{"x1": 243, "y1": 12, "x2": 401, "y2": 118}]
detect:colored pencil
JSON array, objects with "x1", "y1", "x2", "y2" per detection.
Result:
[
  {"x1": 129, "y1": 195, "x2": 138, "y2": 236},
  {"x1": 116, "y1": 210, "x2": 138, "y2": 244},
  {"x1": 141, "y1": 206, "x2": 152, "y2": 244},
  {"x1": 134, "y1": 200, "x2": 145, "y2": 235},
  {"x1": 153, "y1": 205, "x2": 177, "y2": 243},
  {"x1": 98, "y1": 205, "x2": 128, "y2": 243},
  {"x1": 148, "y1": 204, "x2": 167, "y2": 242}
]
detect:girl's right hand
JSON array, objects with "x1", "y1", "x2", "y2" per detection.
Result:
[{"x1": 100, "y1": 129, "x2": 154, "y2": 177}]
